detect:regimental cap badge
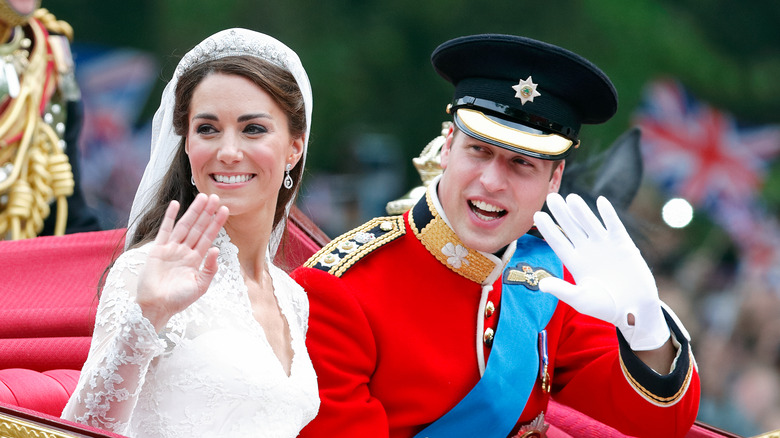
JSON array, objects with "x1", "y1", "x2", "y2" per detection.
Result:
[
  {"x1": 512, "y1": 76, "x2": 541, "y2": 105},
  {"x1": 503, "y1": 262, "x2": 553, "y2": 290},
  {"x1": 431, "y1": 34, "x2": 618, "y2": 154}
]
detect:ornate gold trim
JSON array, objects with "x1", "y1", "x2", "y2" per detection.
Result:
[
  {"x1": 618, "y1": 347, "x2": 694, "y2": 406},
  {"x1": 0, "y1": 16, "x2": 74, "y2": 239},
  {"x1": 409, "y1": 189, "x2": 495, "y2": 284},
  {"x1": 456, "y1": 108, "x2": 573, "y2": 155},
  {"x1": 0, "y1": 411, "x2": 81, "y2": 438},
  {"x1": 303, "y1": 215, "x2": 406, "y2": 277},
  {"x1": 34, "y1": 9, "x2": 73, "y2": 41}
]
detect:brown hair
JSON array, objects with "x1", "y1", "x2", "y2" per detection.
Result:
[{"x1": 128, "y1": 56, "x2": 306, "y2": 249}]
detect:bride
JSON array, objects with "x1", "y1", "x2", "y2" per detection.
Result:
[{"x1": 61, "y1": 28, "x2": 319, "y2": 437}]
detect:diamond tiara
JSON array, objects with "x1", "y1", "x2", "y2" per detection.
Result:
[{"x1": 175, "y1": 29, "x2": 290, "y2": 78}]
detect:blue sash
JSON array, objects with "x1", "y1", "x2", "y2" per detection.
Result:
[{"x1": 415, "y1": 234, "x2": 560, "y2": 438}]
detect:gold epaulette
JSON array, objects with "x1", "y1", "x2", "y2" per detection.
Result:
[{"x1": 303, "y1": 215, "x2": 406, "y2": 277}]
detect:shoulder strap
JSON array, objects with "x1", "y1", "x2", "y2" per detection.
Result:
[{"x1": 303, "y1": 215, "x2": 405, "y2": 277}]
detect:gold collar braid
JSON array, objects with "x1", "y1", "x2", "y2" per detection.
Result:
[
  {"x1": 408, "y1": 187, "x2": 499, "y2": 284},
  {"x1": 0, "y1": 14, "x2": 74, "y2": 239}
]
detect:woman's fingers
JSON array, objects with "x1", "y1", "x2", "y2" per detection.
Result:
[
  {"x1": 155, "y1": 193, "x2": 226, "y2": 255},
  {"x1": 168, "y1": 193, "x2": 209, "y2": 244},
  {"x1": 183, "y1": 194, "x2": 222, "y2": 248},
  {"x1": 198, "y1": 247, "x2": 221, "y2": 291},
  {"x1": 194, "y1": 205, "x2": 229, "y2": 256},
  {"x1": 155, "y1": 201, "x2": 181, "y2": 245}
]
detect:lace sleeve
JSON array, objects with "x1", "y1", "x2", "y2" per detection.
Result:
[{"x1": 61, "y1": 247, "x2": 166, "y2": 434}]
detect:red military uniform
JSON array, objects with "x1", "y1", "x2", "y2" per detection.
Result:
[{"x1": 292, "y1": 187, "x2": 700, "y2": 438}]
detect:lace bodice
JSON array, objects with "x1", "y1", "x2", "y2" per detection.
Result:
[{"x1": 61, "y1": 229, "x2": 319, "y2": 438}]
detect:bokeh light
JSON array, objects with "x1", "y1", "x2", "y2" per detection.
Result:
[{"x1": 662, "y1": 197, "x2": 694, "y2": 228}]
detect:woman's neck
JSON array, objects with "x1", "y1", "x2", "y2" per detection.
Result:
[{"x1": 224, "y1": 213, "x2": 274, "y2": 283}]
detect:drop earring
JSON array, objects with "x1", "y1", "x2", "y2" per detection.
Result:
[{"x1": 283, "y1": 163, "x2": 293, "y2": 189}]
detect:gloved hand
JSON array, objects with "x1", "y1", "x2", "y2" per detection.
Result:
[{"x1": 533, "y1": 193, "x2": 670, "y2": 351}]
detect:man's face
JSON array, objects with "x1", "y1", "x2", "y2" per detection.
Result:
[{"x1": 438, "y1": 128, "x2": 564, "y2": 254}]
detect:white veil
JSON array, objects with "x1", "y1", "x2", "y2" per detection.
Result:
[{"x1": 125, "y1": 28, "x2": 313, "y2": 257}]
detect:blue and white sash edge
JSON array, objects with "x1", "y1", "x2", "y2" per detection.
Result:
[{"x1": 415, "y1": 234, "x2": 561, "y2": 438}]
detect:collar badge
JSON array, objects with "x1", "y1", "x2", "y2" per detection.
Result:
[{"x1": 512, "y1": 76, "x2": 541, "y2": 105}]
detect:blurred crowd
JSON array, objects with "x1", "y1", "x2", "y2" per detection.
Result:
[
  {"x1": 4, "y1": 5, "x2": 775, "y2": 435},
  {"x1": 633, "y1": 185, "x2": 780, "y2": 437}
]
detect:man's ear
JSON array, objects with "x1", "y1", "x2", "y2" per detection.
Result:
[
  {"x1": 440, "y1": 124, "x2": 456, "y2": 170},
  {"x1": 548, "y1": 160, "x2": 565, "y2": 193}
]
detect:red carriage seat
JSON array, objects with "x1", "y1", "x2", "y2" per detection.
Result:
[{"x1": 0, "y1": 208, "x2": 740, "y2": 438}]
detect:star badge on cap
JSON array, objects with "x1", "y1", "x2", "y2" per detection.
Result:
[{"x1": 512, "y1": 76, "x2": 541, "y2": 105}]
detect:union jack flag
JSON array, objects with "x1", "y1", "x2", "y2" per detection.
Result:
[
  {"x1": 635, "y1": 79, "x2": 780, "y2": 289},
  {"x1": 634, "y1": 79, "x2": 780, "y2": 212}
]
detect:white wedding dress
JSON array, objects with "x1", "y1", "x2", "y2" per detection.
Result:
[{"x1": 61, "y1": 229, "x2": 320, "y2": 438}]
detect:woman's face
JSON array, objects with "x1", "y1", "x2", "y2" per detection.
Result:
[{"x1": 185, "y1": 73, "x2": 303, "y2": 222}]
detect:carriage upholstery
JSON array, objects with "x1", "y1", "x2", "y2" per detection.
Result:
[{"x1": 0, "y1": 208, "x2": 738, "y2": 438}]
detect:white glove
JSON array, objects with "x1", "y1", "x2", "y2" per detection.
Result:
[{"x1": 533, "y1": 193, "x2": 670, "y2": 351}]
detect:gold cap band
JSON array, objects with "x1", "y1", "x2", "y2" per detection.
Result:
[{"x1": 455, "y1": 108, "x2": 574, "y2": 159}]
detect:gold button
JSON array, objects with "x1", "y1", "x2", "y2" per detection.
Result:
[
  {"x1": 483, "y1": 328, "x2": 495, "y2": 347},
  {"x1": 485, "y1": 301, "x2": 495, "y2": 318}
]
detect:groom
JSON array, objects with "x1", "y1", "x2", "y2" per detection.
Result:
[{"x1": 293, "y1": 33, "x2": 699, "y2": 438}]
